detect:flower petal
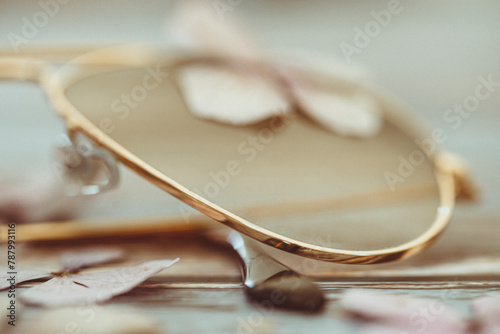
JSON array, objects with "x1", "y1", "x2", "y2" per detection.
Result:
[
  {"x1": 471, "y1": 295, "x2": 500, "y2": 320},
  {"x1": 60, "y1": 247, "x2": 125, "y2": 272},
  {"x1": 70, "y1": 259, "x2": 180, "y2": 296},
  {"x1": 20, "y1": 259, "x2": 179, "y2": 307},
  {"x1": 471, "y1": 295, "x2": 500, "y2": 334},
  {"x1": 293, "y1": 86, "x2": 382, "y2": 138},
  {"x1": 20, "y1": 277, "x2": 99, "y2": 307},
  {"x1": 340, "y1": 290, "x2": 467, "y2": 334},
  {"x1": 0, "y1": 266, "x2": 51, "y2": 290},
  {"x1": 0, "y1": 173, "x2": 86, "y2": 223},
  {"x1": 177, "y1": 64, "x2": 290, "y2": 125}
]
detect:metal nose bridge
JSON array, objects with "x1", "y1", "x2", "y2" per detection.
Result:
[{"x1": 0, "y1": 55, "x2": 120, "y2": 196}]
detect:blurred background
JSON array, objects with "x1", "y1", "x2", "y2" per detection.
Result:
[
  {"x1": 1, "y1": 0, "x2": 499, "y2": 259},
  {"x1": 1, "y1": 2, "x2": 499, "y2": 333}
]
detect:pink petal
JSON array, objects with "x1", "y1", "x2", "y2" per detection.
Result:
[
  {"x1": 0, "y1": 173, "x2": 85, "y2": 223},
  {"x1": 176, "y1": 64, "x2": 290, "y2": 125},
  {"x1": 471, "y1": 295, "x2": 500, "y2": 334},
  {"x1": 471, "y1": 295, "x2": 500, "y2": 319},
  {"x1": 60, "y1": 247, "x2": 125, "y2": 272},
  {"x1": 20, "y1": 259, "x2": 179, "y2": 307},
  {"x1": 0, "y1": 266, "x2": 51, "y2": 290},
  {"x1": 479, "y1": 323, "x2": 500, "y2": 334},
  {"x1": 340, "y1": 290, "x2": 467, "y2": 334}
]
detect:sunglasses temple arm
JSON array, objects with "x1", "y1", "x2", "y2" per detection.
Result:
[
  {"x1": 0, "y1": 215, "x2": 216, "y2": 243},
  {"x1": 0, "y1": 45, "x2": 121, "y2": 88},
  {"x1": 0, "y1": 45, "x2": 113, "y2": 62},
  {"x1": 0, "y1": 57, "x2": 53, "y2": 84}
]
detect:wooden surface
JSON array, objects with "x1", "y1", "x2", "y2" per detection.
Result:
[
  {"x1": 2, "y1": 229, "x2": 500, "y2": 334},
  {"x1": 1, "y1": 1, "x2": 499, "y2": 333}
]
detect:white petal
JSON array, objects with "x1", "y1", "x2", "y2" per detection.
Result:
[
  {"x1": 177, "y1": 65, "x2": 290, "y2": 125},
  {"x1": 0, "y1": 266, "x2": 51, "y2": 290},
  {"x1": 293, "y1": 87, "x2": 382, "y2": 138},
  {"x1": 60, "y1": 247, "x2": 125, "y2": 272}
]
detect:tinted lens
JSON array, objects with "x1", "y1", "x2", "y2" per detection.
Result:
[{"x1": 63, "y1": 63, "x2": 440, "y2": 252}]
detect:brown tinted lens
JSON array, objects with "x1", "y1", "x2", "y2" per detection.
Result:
[{"x1": 63, "y1": 64, "x2": 439, "y2": 251}]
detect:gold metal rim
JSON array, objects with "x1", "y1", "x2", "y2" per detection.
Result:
[{"x1": 2, "y1": 45, "x2": 456, "y2": 264}]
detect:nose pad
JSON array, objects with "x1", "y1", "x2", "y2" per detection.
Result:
[{"x1": 52, "y1": 132, "x2": 120, "y2": 196}]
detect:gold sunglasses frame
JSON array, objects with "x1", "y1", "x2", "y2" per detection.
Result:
[{"x1": 0, "y1": 45, "x2": 465, "y2": 264}]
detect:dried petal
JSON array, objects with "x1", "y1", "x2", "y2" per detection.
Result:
[
  {"x1": 170, "y1": 1, "x2": 383, "y2": 138},
  {"x1": 20, "y1": 259, "x2": 179, "y2": 307},
  {"x1": 0, "y1": 266, "x2": 51, "y2": 290},
  {"x1": 471, "y1": 295, "x2": 500, "y2": 334},
  {"x1": 177, "y1": 65, "x2": 290, "y2": 125},
  {"x1": 340, "y1": 290, "x2": 467, "y2": 334},
  {"x1": 71, "y1": 259, "x2": 180, "y2": 295},
  {"x1": 60, "y1": 247, "x2": 125, "y2": 272},
  {"x1": 293, "y1": 87, "x2": 382, "y2": 138}
]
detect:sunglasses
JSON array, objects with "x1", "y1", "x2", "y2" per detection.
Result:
[{"x1": 0, "y1": 44, "x2": 472, "y2": 265}]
